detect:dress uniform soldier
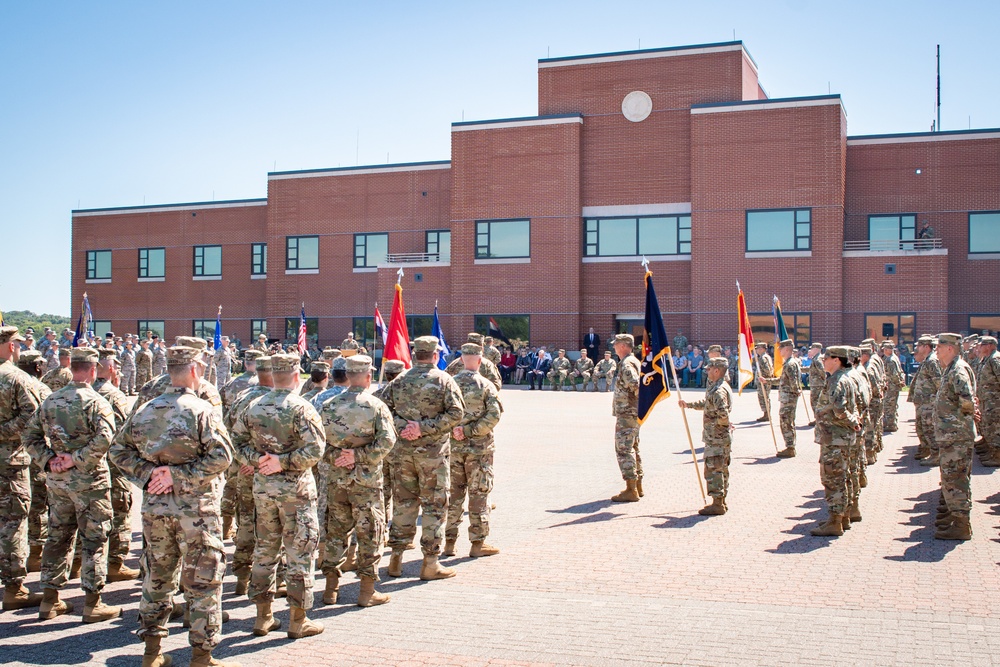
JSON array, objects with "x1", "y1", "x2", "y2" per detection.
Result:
[
  {"x1": 679, "y1": 358, "x2": 733, "y2": 515},
  {"x1": 592, "y1": 351, "x2": 617, "y2": 392},
  {"x1": 610, "y1": 334, "x2": 643, "y2": 503},
  {"x1": 774, "y1": 340, "x2": 802, "y2": 458}
]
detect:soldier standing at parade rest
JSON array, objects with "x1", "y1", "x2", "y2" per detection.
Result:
[
  {"x1": 933, "y1": 333, "x2": 980, "y2": 541},
  {"x1": 911, "y1": 336, "x2": 943, "y2": 462},
  {"x1": 482, "y1": 336, "x2": 502, "y2": 367},
  {"x1": 753, "y1": 342, "x2": 775, "y2": 422},
  {"x1": 16, "y1": 349, "x2": 51, "y2": 575},
  {"x1": 135, "y1": 338, "x2": 154, "y2": 391},
  {"x1": 610, "y1": 334, "x2": 643, "y2": 503},
  {"x1": 775, "y1": 340, "x2": 803, "y2": 458},
  {"x1": 679, "y1": 357, "x2": 734, "y2": 515},
  {"x1": 111, "y1": 345, "x2": 238, "y2": 667},
  {"x1": 807, "y1": 343, "x2": 825, "y2": 426},
  {"x1": 151, "y1": 336, "x2": 167, "y2": 377},
  {"x1": 976, "y1": 336, "x2": 1000, "y2": 467},
  {"x1": 374, "y1": 359, "x2": 407, "y2": 521},
  {"x1": 881, "y1": 340, "x2": 905, "y2": 432},
  {"x1": 446, "y1": 333, "x2": 503, "y2": 391},
  {"x1": 844, "y1": 347, "x2": 871, "y2": 526},
  {"x1": 120, "y1": 339, "x2": 137, "y2": 395},
  {"x1": 22, "y1": 347, "x2": 121, "y2": 622},
  {"x1": 592, "y1": 350, "x2": 617, "y2": 393},
  {"x1": 382, "y1": 336, "x2": 465, "y2": 581},
  {"x1": 300, "y1": 360, "x2": 329, "y2": 403}
]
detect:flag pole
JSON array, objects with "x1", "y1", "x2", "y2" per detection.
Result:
[
  {"x1": 666, "y1": 354, "x2": 707, "y2": 505},
  {"x1": 756, "y1": 352, "x2": 781, "y2": 454},
  {"x1": 800, "y1": 385, "x2": 814, "y2": 423}
]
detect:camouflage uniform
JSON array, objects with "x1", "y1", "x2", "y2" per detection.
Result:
[
  {"x1": 813, "y1": 354, "x2": 859, "y2": 522},
  {"x1": 135, "y1": 346, "x2": 153, "y2": 390},
  {"x1": 572, "y1": 355, "x2": 595, "y2": 392},
  {"x1": 776, "y1": 353, "x2": 802, "y2": 451},
  {"x1": 214, "y1": 346, "x2": 232, "y2": 388},
  {"x1": 119, "y1": 346, "x2": 136, "y2": 395},
  {"x1": 110, "y1": 384, "x2": 234, "y2": 653},
  {"x1": 22, "y1": 382, "x2": 116, "y2": 595},
  {"x1": 310, "y1": 383, "x2": 347, "y2": 540},
  {"x1": 340, "y1": 337, "x2": 360, "y2": 351},
  {"x1": 755, "y1": 352, "x2": 774, "y2": 416},
  {"x1": 882, "y1": 349, "x2": 905, "y2": 431},
  {"x1": 232, "y1": 386, "x2": 324, "y2": 610},
  {"x1": 592, "y1": 356, "x2": 617, "y2": 392},
  {"x1": 382, "y1": 360, "x2": 464, "y2": 556},
  {"x1": 0, "y1": 357, "x2": 43, "y2": 589},
  {"x1": 483, "y1": 344, "x2": 502, "y2": 368},
  {"x1": 863, "y1": 352, "x2": 885, "y2": 460},
  {"x1": 808, "y1": 353, "x2": 827, "y2": 416},
  {"x1": 912, "y1": 349, "x2": 943, "y2": 460},
  {"x1": 445, "y1": 356, "x2": 503, "y2": 391},
  {"x1": 975, "y1": 346, "x2": 1000, "y2": 461},
  {"x1": 446, "y1": 370, "x2": 502, "y2": 544},
  {"x1": 547, "y1": 354, "x2": 573, "y2": 391},
  {"x1": 226, "y1": 381, "x2": 273, "y2": 577},
  {"x1": 672, "y1": 334, "x2": 688, "y2": 353},
  {"x1": 319, "y1": 386, "x2": 395, "y2": 580},
  {"x1": 92, "y1": 378, "x2": 134, "y2": 569},
  {"x1": 846, "y1": 355, "x2": 871, "y2": 513},
  {"x1": 934, "y1": 354, "x2": 977, "y2": 519},
  {"x1": 686, "y1": 374, "x2": 733, "y2": 501},
  {"x1": 151, "y1": 344, "x2": 167, "y2": 377},
  {"x1": 41, "y1": 364, "x2": 73, "y2": 392},
  {"x1": 612, "y1": 354, "x2": 642, "y2": 482},
  {"x1": 221, "y1": 367, "x2": 257, "y2": 418},
  {"x1": 132, "y1": 374, "x2": 223, "y2": 421},
  {"x1": 25, "y1": 379, "x2": 52, "y2": 554}
]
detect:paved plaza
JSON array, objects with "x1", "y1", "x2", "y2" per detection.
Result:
[{"x1": 3, "y1": 386, "x2": 1000, "y2": 666}]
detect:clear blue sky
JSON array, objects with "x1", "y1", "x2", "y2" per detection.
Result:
[{"x1": 2, "y1": 1, "x2": 997, "y2": 316}]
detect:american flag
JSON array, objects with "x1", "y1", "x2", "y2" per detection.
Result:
[{"x1": 298, "y1": 303, "x2": 307, "y2": 355}]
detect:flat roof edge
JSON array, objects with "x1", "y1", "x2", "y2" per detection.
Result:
[
  {"x1": 72, "y1": 198, "x2": 267, "y2": 217},
  {"x1": 268, "y1": 160, "x2": 451, "y2": 178},
  {"x1": 539, "y1": 40, "x2": 758, "y2": 70}
]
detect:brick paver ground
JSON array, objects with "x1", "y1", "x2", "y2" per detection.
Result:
[{"x1": 4, "y1": 386, "x2": 1000, "y2": 666}]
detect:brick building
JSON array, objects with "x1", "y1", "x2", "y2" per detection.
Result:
[{"x1": 71, "y1": 41, "x2": 1000, "y2": 352}]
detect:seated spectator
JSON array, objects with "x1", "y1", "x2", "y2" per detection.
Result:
[
  {"x1": 528, "y1": 346, "x2": 551, "y2": 390},
  {"x1": 672, "y1": 348, "x2": 687, "y2": 384},
  {"x1": 499, "y1": 347, "x2": 516, "y2": 383},
  {"x1": 685, "y1": 346, "x2": 704, "y2": 388},
  {"x1": 514, "y1": 348, "x2": 530, "y2": 385}
]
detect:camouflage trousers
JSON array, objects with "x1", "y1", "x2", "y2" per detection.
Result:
[
  {"x1": 703, "y1": 443, "x2": 731, "y2": 499},
  {"x1": 135, "y1": 370, "x2": 150, "y2": 392},
  {"x1": 220, "y1": 470, "x2": 237, "y2": 520},
  {"x1": 383, "y1": 458, "x2": 394, "y2": 521},
  {"x1": 0, "y1": 465, "x2": 31, "y2": 586},
  {"x1": 868, "y1": 398, "x2": 884, "y2": 454},
  {"x1": 938, "y1": 439, "x2": 973, "y2": 515},
  {"x1": 139, "y1": 511, "x2": 225, "y2": 651},
  {"x1": 232, "y1": 471, "x2": 256, "y2": 573},
  {"x1": 446, "y1": 446, "x2": 495, "y2": 542},
  {"x1": 916, "y1": 404, "x2": 938, "y2": 457},
  {"x1": 757, "y1": 383, "x2": 771, "y2": 416},
  {"x1": 153, "y1": 360, "x2": 167, "y2": 377},
  {"x1": 314, "y1": 460, "x2": 330, "y2": 543},
  {"x1": 614, "y1": 414, "x2": 643, "y2": 481},
  {"x1": 120, "y1": 368, "x2": 135, "y2": 395},
  {"x1": 215, "y1": 366, "x2": 230, "y2": 388},
  {"x1": 108, "y1": 464, "x2": 134, "y2": 565},
  {"x1": 883, "y1": 386, "x2": 901, "y2": 430},
  {"x1": 322, "y1": 481, "x2": 385, "y2": 580},
  {"x1": 778, "y1": 394, "x2": 798, "y2": 448},
  {"x1": 547, "y1": 369, "x2": 570, "y2": 390},
  {"x1": 41, "y1": 471, "x2": 112, "y2": 594},
  {"x1": 29, "y1": 465, "x2": 48, "y2": 548},
  {"x1": 249, "y1": 471, "x2": 318, "y2": 610},
  {"x1": 819, "y1": 436, "x2": 851, "y2": 515},
  {"x1": 593, "y1": 373, "x2": 612, "y2": 392},
  {"x1": 388, "y1": 442, "x2": 450, "y2": 556},
  {"x1": 809, "y1": 388, "x2": 821, "y2": 418},
  {"x1": 571, "y1": 372, "x2": 591, "y2": 391},
  {"x1": 845, "y1": 427, "x2": 865, "y2": 509},
  {"x1": 979, "y1": 405, "x2": 1000, "y2": 452}
]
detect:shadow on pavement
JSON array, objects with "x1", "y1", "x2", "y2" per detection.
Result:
[
  {"x1": 652, "y1": 513, "x2": 711, "y2": 529},
  {"x1": 886, "y1": 446, "x2": 931, "y2": 475},
  {"x1": 741, "y1": 456, "x2": 782, "y2": 465},
  {"x1": 546, "y1": 499, "x2": 615, "y2": 514},
  {"x1": 543, "y1": 511, "x2": 624, "y2": 529},
  {"x1": 766, "y1": 491, "x2": 833, "y2": 555},
  {"x1": 884, "y1": 490, "x2": 961, "y2": 563}
]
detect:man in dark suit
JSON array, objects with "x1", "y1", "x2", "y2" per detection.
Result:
[
  {"x1": 583, "y1": 328, "x2": 601, "y2": 361},
  {"x1": 528, "y1": 346, "x2": 551, "y2": 390}
]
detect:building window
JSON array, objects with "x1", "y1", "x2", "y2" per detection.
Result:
[
  {"x1": 864, "y1": 313, "x2": 915, "y2": 347},
  {"x1": 476, "y1": 219, "x2": 530, "y2": 259},
  {"x1": 352, "y1": 317, "x2": 376, "y2": 349},
  {"x1": 90, "y1": 320, "x2": 112, "y2": 339},
  {"x1": 868, "y1": 214, "x2": 916, "y2": 250},
  {"x1": 746, "y1": 209, "x2": 811, "y2": 252},
  {"x1": 286, "y1": 236, "x2": 319, "y2": 270},
  {"x1": 139, "y1": 248, "x2": 166, "y2": 278},
  {"x1": 251, "y1": 319, "x2": 268, "y2": 341},
  {"x1": 969, "y1": 212, "x2": 1000, "y2": 254},
  {"x1": 137, "y1": 320, "x2": 164, "y2": 339},
  {"x1": 406, "y1": 315, "x2": 434, "y2": 338},
  {"x1": 285, "y1": 317, "x2": 318, "y2": 343},
  {"x1": 251, "y1": 243, "x2": 267, "y2": 275},
  {"x1": 354, "y1": 233, "x2": 388, "y2": 268},
  {"x1": 425, "y1": 230, "x2": 451, "y2": 262},
  {"x1": 474, "y1": 315, "x2": 530, "y2": 347},
  {"x1": 748, "y1": 313, "x2": 812, "y2": 349},
  {"x1": 192, "y1": 320, "x2": 216, "y2": 341},
  {"x1": 584, "y1": 215, "x2": 691, "y2": 257},
  {"x1": 969, "y1": 315, "x2": 1000, "y2": 337},
  {"x1": 86, "y1": 250, "x2": 112, "y2": 280},
  {"x1": 193, "y1": 245, "x2": 222, "y2": 277}
]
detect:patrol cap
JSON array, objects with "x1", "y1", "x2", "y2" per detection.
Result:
[
  {"x1": 484, "y1": 336, "x2": 494, "y2": 343},
  {"x1": 310, "y1": 360, "x2": 330, "y2": 372},
  {"x1": 19, "y1": 349, "x2": 43, "y2": 364},
  {"x1": 175, "y1": 336, "x2": 208, "y2": 351},
  {"x1": 413, "y1": 336, "x2": 439, "y2": 353},
  {"x1": 269, "y1": 353, "x2": 300, "y2": 373},
  {"x1": 0, "y1": 326, "x2": 26, "y2": 344},
  {"x1": 706, "y1": 357, "x2": 729, "y2": 370},
  {"x1": 613, "y1": 333, "x2": 634, "y2": 348},
  {"x1": 461, "y1": 343, "x2": 483, "y2": 355},
  {"x1": 345, "y1": 355, "x2": 372, "y2": 373},
  {"x1": 58, "y1": 347, "x2": 72, "y2": 358},
  {"x1": 707, "y1": 345, "x2": 723, "y2": 353},
  {"x1": 322, "y1": 347, "x2": 342, "y2": 360},
  {"x1": 331, "y1": 356, "x2": 347, "y2": 371},
  {"x1": 62, "y1": 328, "x2": 72, "y2": 335},
  {"x1": 166, "y1": 346, "x2": 201, "y2": 366},
  {"x1": 558, "y1": 348, "x2": 566, "y2": 354},
  {"x1": 826, "y1": 345, "x2": 851, "y2": 360},
  {"x1": 880, "y1": 340, "x2": 895, "y2": 348},
  {"x1": 980, "y1": 336, "x2": 998, "y2": 346},
  {"x1": 916, "y1": 335, "x2": 936, "y2": 345},
  {"x1": 258, "y1": 333, "x2": 267, "y2": 339},
  {"x1": 965, "y1": 334, "x2": 980, "y2": 343},
  {"x1": 255, "y1": 355, "x2": 272, "y2": 372},
  {"x1": 383, "y1": 359, "x2": 406, "y2": 373},
  {"x1": 604, "y1": 350, "x2": 612, "y2": 356},
  {"x1": 846, "y1": 346, "x2": 861, "y2": 360},
  {"x1": 466, "y1": 333, "x2": 485, "y2": 346},
  {"x1": 938, "y1": 333, "x2": 963, "y2": 346},
  {"x1": 71, "y1": 347, "x2": 99, "y2": 363},
  {"x1": 859, "y1": 342, "x2": 875, "y2": 353},
  {"x1": 243, "y1": 349, "x2": 264, "y2": 361},
  {"x1": 811, "y1": 342, "x2": 823, "y2": 349},
  {"x1": 97, "y1": 348, "x2": 118, "y2": 360},
  {"x1": 778, "y1": 339, "x2": 793, "y2": 349}
]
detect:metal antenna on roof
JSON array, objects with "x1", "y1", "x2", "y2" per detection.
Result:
[{"x1": 936, "y1": 45, "x2": 941, "y2": 132}]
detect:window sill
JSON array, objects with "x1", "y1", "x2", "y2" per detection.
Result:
[
  {"x1": 969, "y1": 253, "x2": 1000, "y2": 260},
  {"x1": 744, "y1": 251, "x2": 812, "y2": 259},
  {"x1": 285, "y1": 269, "x2": 319, "y2": 275},
  {"x1": 352, "y1": 267, "x2": 378, "y2": 273},
  {"x1": 250, "y1": 274, "x2": 267, "y2": 280},
  {"x1": 138, "y1": 277, "x2": 165, "y2": 283},
  {"x1": 193, "y1": 275, "x2": 222, "y2": 281},
  {"x1": 85, "y1": 278, "x2": 112, "y2": 284},
  {"x1": 582, "y1": 255, "x2": 690, "y2": 264},
  {"x1": 474, "y1": 258, "x2": 531, "y2": 265}
]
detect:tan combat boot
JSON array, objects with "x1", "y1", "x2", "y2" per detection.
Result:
[
  {"x1": 3, "y1": 583, "x2": 42, "y2": 610},
  {"x1": 419, "y1": 555, "x2": 456, "y2": 581},
  {"x1": 442, "y1": 538, "x2": 457, "y2": 557},
  {"x1": 859, "y1": 469, "x2": 868, "y2": 488},
  {"x1": 636, "y1": 477, "x2": 645, "y2": 497},
  {"x1": 920, "y1": 454, "x2": 940, "y2": 467},
  {"x1": 234, "y1": 568, "x2": 249, "y2": 596},
  {"x1": 469, "y1": 541, "x2": 500, "y2": 557},
  {"x1": 935, "y1": 512, "x2": 953, "y2": 528},
  {"x1": 38, "y1": 588, "x2": 73, "y2": 620},
  {"x1": 82, "y1": 592, "x2": 122, "y2": 623},
  {"x1": 387, "y1": 551, "x2": 403, "y2": 577},
  {"x1": 322, "y1": 574, "x2": 339, "y2": 605},
  {"x1": 222, "y1": 516, "x2": 235, "y2": 540},
  {"x1": 776, "y1": 447, "x2": 796, "y2": 458},
  {"x1": 980, "y1": 452, "x2": 1000, "y2": 467},
  {"x1": 27, "y1": 545, "x2": 42, "y2": 573},
  {"x1": 190, "y1": 647, "x2": 241, "y2": 667},
  {"x1": 252, "y1": 599, "x2": 281, "y2": 636},
  {"x1": 142, "y1": 635, "x2": 173, "y2": 667},
  {"x1": 287, "y1": 606, "x2": 324, "y2": 639},
  {"x1": 935, "y1": 514, "x2": 972, "y2": 541},
  {"x1": 914, "y1": 445, "x2": 929, "y2": 460},
  {"x1": 810, "y1": 513, "x2": 845, "y2": 537},
  {"x1": 849, "y1": 503, "x2": 862, "y2": 522},
  {"x1": 698, "y1": 497, "x2": 727, "y2": 516},
  {"x1": 107, "y1": 561, "x2": 140, "y2": 582},
  {"x1": 70, "y1": 557, "x2": 82, "y2": 580},
  {"x1": 357, "y1": 576, "x2": 390, "y2": 607},
  {"x1": 341, "y1": 542, "x2": 358, "y2": 572},
  {"x1": 610, "y1": 479, "x2": 640, "y2": 503}
]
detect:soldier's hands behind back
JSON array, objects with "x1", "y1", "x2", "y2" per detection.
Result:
[{"x1": 334, "y1": 448, "x2": 355, "y2": 470}]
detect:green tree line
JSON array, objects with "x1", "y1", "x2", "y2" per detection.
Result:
[{"x1": 2, "y1": 310, "x2": 72, "y2": 333}]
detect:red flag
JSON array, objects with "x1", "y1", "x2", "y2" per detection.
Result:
[
  {"x1": 383, "y1": 283, "x2": 411, "y2": 368},
  {"x1": 736, "y1": 283, "x2": 755, "y2": 394}
]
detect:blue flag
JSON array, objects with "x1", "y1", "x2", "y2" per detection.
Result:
[
  {"x1": 432, "y1": 304, "x2": 450, "y2": 370},
  {"x1": 214, "y1": 306, "x2": 223, "y2": 351},
  {"x1": 638, "y1": 270, "x2": 671, "y2": 424},
  {"x1": 74, "y1": 293, "x2": 93, "y2": 346}
]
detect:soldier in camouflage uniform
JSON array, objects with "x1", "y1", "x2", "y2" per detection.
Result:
[
  {"x1": 911, "y1": 336, "x2": 943, "y2": 462},
  {"x1": 975, "y1": 337, "x2": 1000, "y2": 467},
  {"x1": 611, "y1": 334, "x2": 643, "y2": 503},
  {"x1": 592, "y1": 350, "x2": 617, "y2": 393},
  {"x1": 807, "y1": 343, "x2": 826, "y2": 426},
  {"x1": 861, "y1": 338, "x2": 886, "y2": 458},
  {"x1": 482, "y1": 336, "x2": 502, "y2": 367},
  {"x1": 135, "y1": 339, "x2": 154, "y2": 391},
  {"x1": 672, "y1": 331, "x2": 688, "y2": 355},
  {"x1": 93, "y1": 349, "x2": 140, "y2": 582},
  {"x1": 932, "y1": 333, "x2": 979, "y2": 541},
  {"x1": 220, "y1": 350, "x2": 261, "y2": 417},
  {"x1": 41, "y1": 347, "x2": 73, "y2": 391},
  {"x1": 299, "y1": 360, "x2": 329, "y2": 403},
  {"x1": 151, "y1": 337, "x2": 167, "y2": 377},
  {"x1": 16, "y1": 349, "x2": 51, "y2": 574},
  {"x1": 22, "y1": 347, "x2": 121, "y2": 622},
  {"x1": 774, "y1": 340, "x2": 802, "y2": 458},
  {"x1": 0, "y1": 327, "x2": 44, "y2": 611},
  {"x1": 443, "y1": 344, "x2": 502, "y2": 558},
  {"x1": 44, "y1": 341, "x2": 61, "y2": 373},
  {"x1": 810, "y1": 346, "x2": 859, "y2": 537},
  {"x1": 753, "y1": 342, "x2": 775, "y2": 422},
  {"x1": 547, "y1": 349, "x2": 573, "y2": 391},
  {"x1": 110, "y1": 345, "x2": 238, "y2": 667},
  {"x1": 446, "y1": 333, "x2": 502, "y2": 391},
  {"x1": 218, "y1": 350, "x2": 263, "y2": 542},
  {"x1": 374, "y1": 359, "x2": 406, "y2": 522},
  {"x1": 204, "y1": 348, "x2": 217, "y2": 386},
  {"x1": 679, "y1": 357, "x2": 733, "y2": 515},
  {"x1": 232, "y1": 353, "x2": 325, "y2": 640},
  {"x1": 120, "y1": 340, "x2": 137, "y2": 395},
  {"x1": 571, "y1": 349, "x2": 594, "y2": 392},
  {"x1": 382, "y1": 336, "x2": 465, "y2": 581},
  {"x1": 213, "y1": 338, "x2": 233, "y2": 388},
  {"x1": 881, "y1": 341, "x2": 905, "y2": 432},
  {"x1": 252, "y1": 334, "x2": 269, "y2": 353},
  {"x1": 319, "y1": 355, "x2": 395, "y2": 607},
  {"x1": 341, "y1": 332, "x2": 360, "y2": 351},
  {"x1": 131, "y1": 337, "x2": 223, "y2": 421},
  {"x1": 845, "y1": 347, "x2": 871, "y2": 525}
]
